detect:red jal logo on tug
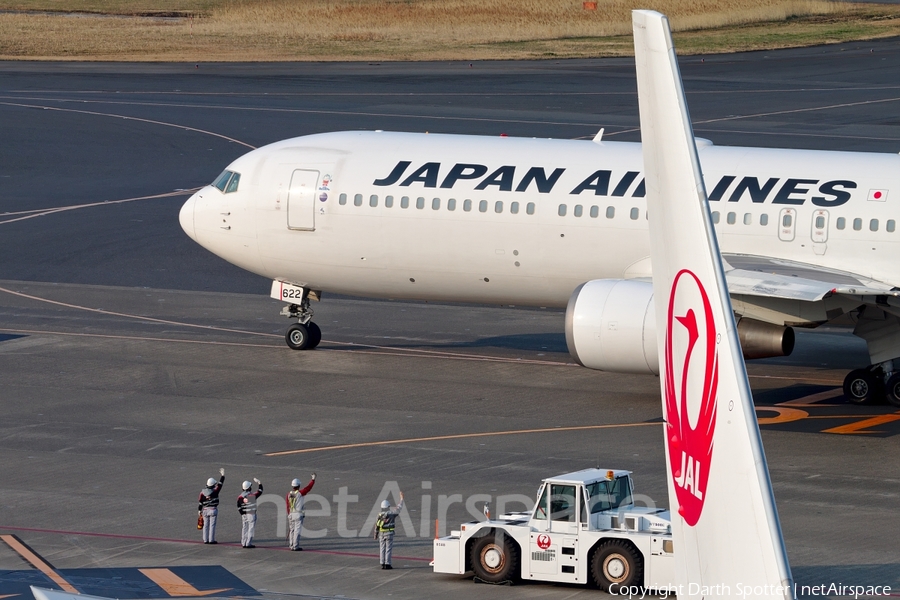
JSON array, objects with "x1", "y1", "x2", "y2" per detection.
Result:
[{"x1": 664, "y1": 269, "x2": 718, "y2": 527}]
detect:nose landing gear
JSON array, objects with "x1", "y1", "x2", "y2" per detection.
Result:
[{"x1": 279, "y1": 292, "x2": 322, "y2": 351}]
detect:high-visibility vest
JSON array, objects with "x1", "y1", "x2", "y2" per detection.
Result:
[{"x1": 376, "y1": 511, "x2": 397, "y2": 532}]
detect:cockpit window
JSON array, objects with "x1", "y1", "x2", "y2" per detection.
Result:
[
  {"x1": 225, "y1": 172, "x2": 241, "y2": 193},
  {"x1": 212, "y1": 170, "x2": 241, "y2": 194},
  {"x1": 213, "y1": 171, "x2": 232, "y2": 192}
]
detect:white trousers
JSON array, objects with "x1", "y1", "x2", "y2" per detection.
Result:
[
  {"x1": 201, "y1": 507, "x2": 218, "y2": 543},
  {"x1": 241, "y1": 513, "x2": 257, "y2": 547},
  {"x1": 288, "y1": 512, "x2": 304, "y2": 549}
]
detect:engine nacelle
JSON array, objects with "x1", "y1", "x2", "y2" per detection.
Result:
[
  {"x1": 565, "y1": 279, "x2": 795, "y2": 374},
  {"x1": 565, "y1": 279, "x2": 658, "y2": 375}
]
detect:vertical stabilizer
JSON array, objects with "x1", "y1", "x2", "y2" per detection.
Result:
[{"x1": 633, "y1": 10, "x2": 794, "y2": 600}]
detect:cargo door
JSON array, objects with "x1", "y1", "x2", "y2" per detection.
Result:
[{"x1": 287, "y1": 169, "x2": 319, "y2": 231}]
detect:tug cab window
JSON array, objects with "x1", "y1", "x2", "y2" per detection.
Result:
[
  {"x1": 550, "y1": 484, "x2": 577, "y2": 522},
  {"x1": 585, "y1": 477, "x2": 631, "y2": 514},
  {"x1": 213, "y1": 170, "x2": 240, "y2": 193},
  {"x1": 534, "y1": 484, "x2": 550, "y2": 520}
]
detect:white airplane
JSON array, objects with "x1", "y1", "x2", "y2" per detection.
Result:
[
  {"x1": 179, "y1": 52, "x2": 900, "y2": 406},
  {"x1": 636, "y1": 9, "x2": 793, "y2": 598}
]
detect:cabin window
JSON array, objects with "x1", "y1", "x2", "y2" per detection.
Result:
[
  {"x1": 712, "y1": 211, "x2": 720, "y2": 224},
  {"x1": 339, "y1": 193, "x2": 347, "y2": 205},
  {"x1": 853, "y1": 218, "x2": 862, "y2": 231},
  {"x1": 888, "y1": 219, "x2": 896, "y2": 233},
  {"x1": 369, "y1": 195, "x2": 378, "y2": 207},
  {"x1": 815, "y1": 215, "x2": 825, "y2": 229},
  {"x1": 495, "y1": 201, "x2": 503, "y2": 214},
  {"x1": 385, "y1": 195, "x2": 394, "y2": 208},
  {"x1": 759, "y1": 214, "x2": 768, "y2": 226},
  {"x1": 606, "y1": 206, "x2": 615, "y2": 219},
  {"x1": 558, "y1": 204, "x2": 567, "y2": 217},
  {"x1": 416, "y1": 197, "x2": 425, "y2": 210},
  {"x1": 727, "y1": 212, "x2": 736, "y2": 225},
  {"x1": 479, "y1": 200, "x2": 488, "y2": 213},
  {"x1": 590, "y1": 205, "x2": 599, "y2": 218},
  {"x1": 630, "y1": 207, "x2": 639, "y2": 220},
  {"x1": 354, "y1": 194, "x2": 363, "y2": 207},
  {"x1": 510, "y1": 201, "x2": 519, "y2": 214},
  {"x1": 432, "y1": 197, "x2": 441, "y2": 210},
  {"x1": 744, "y1": 213, "x2": 752, "y2": 225},
  {"x1": 447, "y1": 198, "x2": 456, "y2": 211},
  {"x1": 836, "y1": 217, "x2": 845, "y2": 230},
  {"x1": 526, "y1": 202, "x2": 535, "y2": 215},
  {"x1": 400, "y1": 196, "x2": 410, "y2": 209},
  {"x1": 782, "y1": 214, "x2": 792, "y2": 228},
  {"x1": 463, "y1": 199, "x2": 472, "y2": 212},
  {"x1": 870, "y1": 219, "x2": 879, "y2": 232},
  {"x1": 574, "y1": 205, "x2": 583, "y2": 218}
]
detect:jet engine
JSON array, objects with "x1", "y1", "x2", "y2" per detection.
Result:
[
  {"x1": 565, "y1": 279, "x2": 794, "y2": 374},
  {"x1": 565, "y1": 279, "x2": 658, "y2": 374}
]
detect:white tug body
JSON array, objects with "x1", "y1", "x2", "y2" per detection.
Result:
[{"x1": 433, "y1": 468, "x2": 675, "y2": 591}]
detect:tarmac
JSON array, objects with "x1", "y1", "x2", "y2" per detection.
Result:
[{"x1": 1, "y1": 38, "x2": 899, "y2": 599}]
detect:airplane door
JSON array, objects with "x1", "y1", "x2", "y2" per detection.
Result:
[
  {"x1": 778, "y1": 208, "x2": 796, "y2": 242},
  {"x1": 287, "y1": 169, "x2": 319, "y2": 231},
  {"x1": 811, "y1": 209, "x2": 828, "y2": 255}
]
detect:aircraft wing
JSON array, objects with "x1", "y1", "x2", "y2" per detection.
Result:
[{"x1": 722, "y1": 255, "x2": 900, "y2": 302}]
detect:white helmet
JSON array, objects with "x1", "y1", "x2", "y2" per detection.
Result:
[
  {"x1": 242, "y1": 480, "x2": 252, "y2": 490},
  {"x1": 381, "y1": 500, "x2": 391, "y2": 509},
  {"x1": 206, "y1": 477, "x2": 216, "y2": 487},
  {"x1": 291, "y1": 478, "x2": 302, "y2": 487}
]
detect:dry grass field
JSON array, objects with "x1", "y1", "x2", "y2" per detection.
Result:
[{"x1": 0, "y1": 0, "x2": 898, "y2": 61}]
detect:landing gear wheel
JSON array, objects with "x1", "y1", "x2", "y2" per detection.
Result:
[
  {"x1": 307, "y1": 321, "x2": 322, "y2": 349},
  {"x1": 843, "y1": 368, "x2": 882, "y2": 405},
  {"x1": 885, "y1": 372, "x2": 900, "y2": 407},
  {"x1": 285, "y1": 323, "x2": 310, "y2": 350},
  {"x1": 471, "y1": 533, "x2": 519, "y2": 583},
  {"x1": 591, "y1": 540, "x2": 642, "y2": 592}
]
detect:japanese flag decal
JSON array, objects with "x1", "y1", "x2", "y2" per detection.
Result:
[{"x1": 665, "y1": 269, "x2": 717, "y2": 526}]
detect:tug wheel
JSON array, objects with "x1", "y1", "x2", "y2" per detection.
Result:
[
  {"x1": 471, "y1": 533, "x2": 519, "y2": 583},
  {"x1": 591, "y1": 540, "x2": 642, "y2": 591}
]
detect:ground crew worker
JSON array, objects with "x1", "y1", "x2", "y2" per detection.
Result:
[
  {"x1": 286, "y1": 473, "x2": 316, "y2": 551},
  {"x1": 374, "y1": 491, "x2": 404, "y2": 569},
  {"x1": 198, "y1": 468, "x2": 225, "y2": 544},
  {"x1": 237, "y1": 477, "x2": 263, "y2": 548}
]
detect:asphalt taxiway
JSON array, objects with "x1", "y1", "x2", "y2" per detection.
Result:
[{"x1": 1, "y1": 40, "x2": 899, "y2": 599}]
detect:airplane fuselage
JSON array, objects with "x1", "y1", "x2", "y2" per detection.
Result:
[{"x1": 180, "y1": 131, "x2": 900, "y2": 308}]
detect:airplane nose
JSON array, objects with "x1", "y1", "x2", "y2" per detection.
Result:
[{"x1": 179, "y1": 192, "x2": 197, "y2": 241}]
